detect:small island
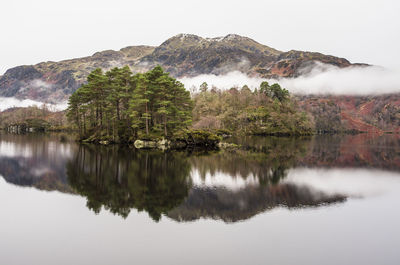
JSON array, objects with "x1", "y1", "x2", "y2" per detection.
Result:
[{"x1": 65, "y1": 66, "x2": 313, "y2": 149}]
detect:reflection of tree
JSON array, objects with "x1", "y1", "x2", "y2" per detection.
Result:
[
  {"x1": 169, "y1": 137, "x2": 348, "y2": 223},
  {"x1": 190, "y1": 136, "x2": 309, "y2": 184},
  {"x1": 203, "y1": 134, "x2": 400, "y2": 175},
  {"x1": 67, "y1": 145, "x2": 192, "y2": 221},
  {"x1": 4, "y1": 133, "x2": 400, "y2": 224},
  {"x1": 299, "y1": 134, "x2": 400, "y2": 171}
]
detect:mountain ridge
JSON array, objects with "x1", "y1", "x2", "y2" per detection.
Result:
[{"x1": 0, "y1": 34, "x2": 364, "y2": 103}]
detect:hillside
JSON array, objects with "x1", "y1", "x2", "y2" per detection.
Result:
[
  {"x1": 0, "y1": 34, "x2": 359, "y2": 103},
  {"x1": 0, "y1": 106, "x2": 68, "y2": 131},
  {"x1": 0, "y1": 46, "x2": 154, "y2": 102},
  {"x1": 297, "y1": 94, "x2": 400, "y2": 133}
]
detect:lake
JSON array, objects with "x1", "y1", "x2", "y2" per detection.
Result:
[{"x1": 0, "y1": 133, "x2": 399, "y2": 265}]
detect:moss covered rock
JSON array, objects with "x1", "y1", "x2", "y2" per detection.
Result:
[
  {"x1": 172, "y1": 130, "x2": 221, "y2": 148},
  {"x1": 134, "y1": 140, "x2": 157, "y2": 149}
]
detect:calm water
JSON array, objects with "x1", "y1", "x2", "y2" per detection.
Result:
[{"x1": 0, "y1": 133, "x2": 400, "y2": 265}]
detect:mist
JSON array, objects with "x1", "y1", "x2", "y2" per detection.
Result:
[
  {"x1": 179, "y1": 71, "x2": 264, "y2": 92},
  {"x1": 2, "y1": 63, "x2": 400, "y2": 113},
  {"x1": 179, "y1": 64, "x2": 400, "y2": 95},
  {"x1": 0, "y1": 97, "x2": 68, "y2": 112}
]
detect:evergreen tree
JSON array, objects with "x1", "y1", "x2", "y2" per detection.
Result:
[{"x1": 67, "y1": 65, "x2": 193, "y2": 142}]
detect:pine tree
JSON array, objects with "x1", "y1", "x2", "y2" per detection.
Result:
[{"x1": 67, "y1": 65, "x2": 193, "y2": 142}]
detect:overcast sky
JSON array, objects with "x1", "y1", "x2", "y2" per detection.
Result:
[{"x1": 1, "y1": 0, "x2": 399, "y2": 74}]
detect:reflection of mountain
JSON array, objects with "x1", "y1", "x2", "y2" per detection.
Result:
[
  {"x1": 0, "y1": 134, "x2": 74, "y2": 193},
  {"x1": 167, "y1": 184, "x2": 346, "y2": 223},
  {"x1": 66, "y1": 143, "x2": 347, "y2": 222},
  {"x1": 0, "y1": 157, "x2": 73, "y2": 193},
  {"x1": 0, "y1": 133, "x2": 399, "y2": 222},
  {"x1": 231, "y1": 134, "x2": 400, "y2": 172},
  {"x1": 299, "y1": 134, "x2": 400, "y2": 171}
]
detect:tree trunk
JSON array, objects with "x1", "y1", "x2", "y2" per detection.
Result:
[
  {"x1": 116, "y1": 100, "x2": 120, "y2": 121},
  {"x1": 164, "y1": 114, "x2": 167, "y2": 136},
  {"x1": 145, "y1": 102, "x2": 149, "y2": 135}
]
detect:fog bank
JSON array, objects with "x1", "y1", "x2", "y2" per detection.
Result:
[
  {"x1": 179, "y1": 64, "x2": 400, "y2": 95},
  {"x1": 0, "y1": 97, "x2": 68, "y2": 112},
  {"x1": 2, "y1": 64, "x2": 400, "y2": 113}
]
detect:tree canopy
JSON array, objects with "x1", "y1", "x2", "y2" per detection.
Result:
[
  {"x1": 67, "y1": 66, "x2": 193, "y2": 143},
  {"x1": 67, "y1": 65, "x2": 313, "y2": 143},
  {"x1": 192, "y1": 82, "x2": 314, "y2": 135}
]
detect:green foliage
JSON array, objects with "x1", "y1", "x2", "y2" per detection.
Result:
[
  {"x1": 192, "y1": 82, "x2": 314, "y2": 136},
  {"x1": 259, "y1": 81, "x2": 289, "y2": 102},
  {"x1": 172, "y1": 129, "x2": 221, "y2": 148},
  {"x1": 67, "y1": 66, "x2": 193, "y2": 143},
  {"x1": 68, "y1": 67, "x2": 314, "y2": 142},
  {"x1": 200, "y1": 82, "x2": 208, "y2": 93}
]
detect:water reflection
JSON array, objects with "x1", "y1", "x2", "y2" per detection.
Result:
[
  {"x1": 0, "y1": 133, "x2": 400, "y2": 222},
  {"x1": 167, "y1": 184, "x2": 346, "y2": 223},
  {"x1": 0, "y1": 133, "x2": 74, "y2": 193},
  {"x1": 232, "y1": 134, "x2": 400, "y2": 171},
  {"x1": 66, "y1": 146, "x2": 192, "y2": 221}
]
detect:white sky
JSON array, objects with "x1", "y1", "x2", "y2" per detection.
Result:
[{"x1": 0, "y1": 0, "x2": 399, "y2": 75}]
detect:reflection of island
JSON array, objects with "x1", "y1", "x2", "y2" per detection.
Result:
[
  {"x1": 64, "y1": 142, "x2": 346, "y2": 222},
  {"x1": 0, "y1": 133, "x2": 399, "y2": 222},
  {"x1": 66, "y1": 145, "x2": 192, "y2": 221},
  {"x1": 168, "y1": 146, "x2": 346, "y2": 223}
]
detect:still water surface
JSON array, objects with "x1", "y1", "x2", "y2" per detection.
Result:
[{"x1": 0, "y1": 133, "x2": 399, "y2": 265}]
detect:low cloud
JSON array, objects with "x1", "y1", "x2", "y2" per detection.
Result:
[
  {"x1": 0, "y1": 97, "x2": 68, "y2": 112},
  {"x1": 179, "y1": 71, "x2": 264, "y2": 92},
  {"x1": 30, "y1": 79, "x2": 53, "y2": 89},
  {"x1": 278, "y1": 63, "x2": 400, "y2": 95},
  {"x1": 179, "y1": 63, "x2": 400, "y2": 95},
  {"x1": 2, "y1": 63, "x2": 399, "y2": 112}
]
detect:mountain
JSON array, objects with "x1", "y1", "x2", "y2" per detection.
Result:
[
  {"x1": 0, "y1": 46, "x2": 155, "y2": 102},
  {"x1": 0, "y1": 34, "x2": 361, "y2": 103}
]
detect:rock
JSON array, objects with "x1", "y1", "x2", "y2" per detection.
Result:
[
  {"x1": 157, "y1": 138, "x2": 171, "y2": 150},
  {"x1": 134, "y1": 140, "x2": 157, "y2": 149},
  {"x1": 133, "y1": 131, "x2": 221, "y2": 150},
  {"x1": 215, "y1": 129, "x2": 233, "y2": 139},
  {"x1": 170, "y1": 140, "x2": 187, "y2": 149},
  {"x1": 218, "y1": 142, "x2": 239, "y2": 150}
]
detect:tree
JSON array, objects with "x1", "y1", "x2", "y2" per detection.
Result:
[
  {"x1": 259, "y1": 81, "x2": 289, "y2": 102},
  {"x1": 129, "y1": 73, "x2": 152, "y2": 136},
  {"x1": 200, "y1": 82, "x2": 208, "y2": 93},
  {"x1": 67, "y1": 65, "x2": 193, "y2": 142},
  {"x1": 191, "y1": 81, "x2": 314, "y2": 135}
]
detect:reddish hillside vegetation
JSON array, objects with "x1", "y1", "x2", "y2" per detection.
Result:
[{"x1": 298, "y1": 94, "x2": 400, "y2": 133}]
